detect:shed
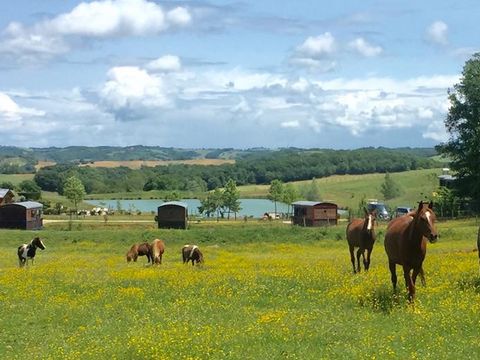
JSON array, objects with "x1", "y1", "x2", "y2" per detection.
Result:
[
  {"x1": 157, "y1": 201, "x2": 188, "y2": 229},
  {"x1": 0, "y1": 188, "x2": 15, "y2": 206},
  {"x1": 0, "y1": 201, "x2": 43, "y2": 230},
  {"x1": 291, "y1": 201, "x2": 338, "y2": 226}
]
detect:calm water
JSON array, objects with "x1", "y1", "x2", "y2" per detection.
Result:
[{"x1": 86, "y1": 199, "x2": 289, "y2": 218}]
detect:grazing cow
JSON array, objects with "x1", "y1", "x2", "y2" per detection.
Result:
[
  {"x1": 182, "y1": 244, "x2": 204, "y2": 266},
  {"x1": 151, "y1": 239, "x2": 165, "y2": 265},
  {"x1": 126, "y1": 242, "x2": 152, "y2": 263},
  {"x1": 17, "y1": 237, "x2": 46, "y2": 267}
]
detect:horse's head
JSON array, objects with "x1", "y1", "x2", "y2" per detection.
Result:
[
  {"x1": 363, "y1": 207, "x2": 377, "y2": 235},
  {"x1": 414, "y1": 201, "x2": 438, "y2": 243},
  {"x1": 33, "y1": 237, "x2": 46, "y2": 250}
]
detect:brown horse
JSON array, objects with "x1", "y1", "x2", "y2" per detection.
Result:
[
  {"x1": 384, "y1": 201, "x2": 438, "y2": 301},
  {"x1": 151, "y1": 239, "x2": 165, "y2": 265},
  {"x1": 347, "y1": 208, "x2": 377, "y2": 273},
  {"x1": 182, "y1": 244, "x2": 204, "y2": 266},
  {"x1": 126, "y1": 242, "x2": 152, "y2": 263}
]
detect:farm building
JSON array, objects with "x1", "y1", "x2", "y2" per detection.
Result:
[
  {"x1": 0, "y1": 201, "x2": 43, "y2": 230},
  {"x1": 291, "y1": 201, "x2": 338, "y2": 226},
  {"x1": 0, "y1": 188, "x2": 15, "y2": 206},
  {"x1": 157, "y1": 201, "x2": 188, "y2": 229}
]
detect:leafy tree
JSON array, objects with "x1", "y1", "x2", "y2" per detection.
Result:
[
  {"x1": 0, "y1": 181, "x2": 15, "y2": 190},
  {"x1": 223, "y1": 179, "x2": 241, "y2": 219},
  {"x1": 282, "y1": 183, "x2": 300, "y2": 216},
  {"x1": 63, "y1": 176, "x2": 86, "y2": 213},
  {"x1": 18, "y1": 180, "x2": 42, "y2": 200},
  {"x1": 268, "y1": 179, "x2": 284, "y2": 216},
  {"x1": 437, "y1": 52, "x2": 480, "y2": 208},
  {"x1": 380, "y1": 172, "x2": 402, "y2": 200},
  {"x1": 301, "y1": 178, "x2": 321, "y2": 201}
]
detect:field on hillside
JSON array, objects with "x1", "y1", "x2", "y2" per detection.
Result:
[
  {"x1": 0, "y1": 173, "x2": 34, "y2": 185},
  {"x1": 80, "y1": 159, "x2": 235, "y2": 169},
  {"x1": 1, "y1": 219, "x2": 479, "y2": 359}
]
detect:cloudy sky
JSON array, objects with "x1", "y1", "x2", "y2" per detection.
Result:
[{"x1": 0, "y1": 0, "x2": 478, "y2": 149}]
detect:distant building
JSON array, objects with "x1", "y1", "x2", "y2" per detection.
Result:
[
  {"x1": 157, "y1": 201, "x2": 188, "y2": 229},
  {"x1": 438, "y1": 169, "x2": 456, "y2": 188},
  {"x1": 291, "y1": 201, "x2": 338, "y2": 226},
  {"x1": 0, "y1": 188, "x2": 15, "y2": 206},
  {"x1": 0, "y1": 201, "x2": 43, "y2": 230}
]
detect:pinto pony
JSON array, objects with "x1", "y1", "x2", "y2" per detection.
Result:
[
  {"x1": 17, "y1": 237, "x2": 46, "y2": 267},
  {"x1": 384, "y1": 201, "x2": 438, "y2": 301},
  {"x1": 151, "y1": 239, "x2": 165, "y2": 265},
  {"x1": 126, "y1": 242, "x2": 152, "y2": 263},
  {"x1": 182, "y1": 245, "x2": 204, "y2": 266},
  {"x1": 347, "y1": 208, "x2": 377, "y2": 273}
]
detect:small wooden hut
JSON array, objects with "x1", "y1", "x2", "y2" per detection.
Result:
[
  {"x1": 0, "y1": 201, "x2": 43, "y2": 230},
  {"x1": 0, "y1": 188, "x2": 15, "y2": 206},
  {"x1": 157, "y1": 201, "x2": 188, "y2": 229},
  {"x1": 291, "y1": 201, "x2": 338, "y2": 226}
]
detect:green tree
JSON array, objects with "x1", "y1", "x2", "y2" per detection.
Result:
[
  {"x1": 18, "y1": 180, "x2": 42, "y2": 200},
  {"x1": 268, "y1": 179, "x2": 284, "y2": 216},
  {"x1": 380, "y1": 172, "x2": 402, "y2": 200},
  {"x1": 63, "y1": 176, "x2": 86, "y2": 213},
  {"x1": 0, "y1": 181, "x2": 15, "y2": 190},
  {"x1": 282, "y1": 183, "x2": 300, "y2": 216},
  {"x1": 223, "y1": 179, "x2": 241, "y2": 220},
  {"x1": 301, "y1": 178, "x2": 321, "y2": 201},
  {"x1": 437, "y1": 52, "x2": 480, "y2": 208}
]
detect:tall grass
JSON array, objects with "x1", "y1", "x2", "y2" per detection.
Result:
[{"x1": 0, "y1": 219, "x2": 479, "y2": 359}]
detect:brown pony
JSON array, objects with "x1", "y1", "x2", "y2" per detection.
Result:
[
  {"x1": 384, "y1": 201, "x2": 438, "y2": 301},
  {"x1": 126, "y1": 242, "x2": 152, "y2": 263},
  {"x1": 182, "y1": 244, "x2": 204, "y2": 266},
  {"x1": 151, "y1": 239, "x2": 165, "y2": 265},
  {"x1": 347, "y1": 208, "x2": 377, "y2": 273}
]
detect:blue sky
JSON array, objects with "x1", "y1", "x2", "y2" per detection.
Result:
[{"x1": 0, "y1": 0, "x2": 478, "y2": 149}]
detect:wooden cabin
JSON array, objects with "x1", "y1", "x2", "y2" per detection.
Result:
[
  {"x1": 157, "y1": 201, "x2": 188, "y2": 229},
  {"x1": 0, "y1": 201, "x2": 43, "y2": 230},
  {"x1": 0, "y1": 188, "x2": 15, "y2": 206},
  {"x1": 291, "y1": 201, "x2": 338, "y2": 226}
]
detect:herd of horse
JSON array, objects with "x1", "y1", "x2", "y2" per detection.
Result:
[
  {"x1": 347, "y1": 200, "x2": 438, "y2": 301},
  {"x1": 16, "y1": 199, "x2": 479, "y2": 302},
  {"x1": 125, "y1": 240, "x2": 204, "y2": 266}
]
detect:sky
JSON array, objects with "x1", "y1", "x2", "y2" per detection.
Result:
[{"x1": 0, "y1": 0, "x2": 478, "y2": 149}]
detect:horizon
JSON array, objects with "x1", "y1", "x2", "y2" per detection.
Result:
[{"x1": 1, "y1": 1, "x2": 478, "y2": 149}]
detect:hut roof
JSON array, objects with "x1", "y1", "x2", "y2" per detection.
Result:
[
  {"x1": 292, "y1": 201, "x2": 322, "y2": 207},
  {"x1": 11, "y1": 201, "x2": 43, "y2": 209},
  {"x1": 159, "y1": 201, "x2": 188, "y2": 209},
  {"x1": 0, "y1": 188, "x2": 13, "y2": 197}
]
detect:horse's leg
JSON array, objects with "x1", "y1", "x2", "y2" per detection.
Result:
[
  {"x1": 356, "y1": 248, "x2": 363, "y2": 273},
  {"x1": 403, "y1": 265, "x2": 415, "y2": 301},
  {"x1": 389, "y1": 261, "x2": 397, "y2": 291},
  {"x1": 349, "y1": 245, "x2": 356, "y2": 273},
  {"x1": 412, "y1": 267, "x2": 426, "y2": 287},
  {"x1": 365, "y1": 247, "x2": 372, "y2": 271}
]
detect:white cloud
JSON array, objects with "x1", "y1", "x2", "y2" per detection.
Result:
[
  {"x1": 423, "y1": 120, "x2": 448, "y2": 142},
  {"x1": 0, "y1": 0, "x2": 192, "y2": 59},
  {"x1": 348, "y1": 37, "x2": 383, "y2": 57},
  {"x1": 426, "y1": 21, "x2": 448, "y2": 46},
  {"x1": 280, "y1": 120, "x2": 300, "y2": 128},
  {"x1": 296, "y1": 33, "x2": 336, "y2": 58},
  {"x1": 146, "y1": 55, "x2": 182, "y2": 72},
  {"x1": 0, "y1": 92, "x2": 45, "y2": 122}
]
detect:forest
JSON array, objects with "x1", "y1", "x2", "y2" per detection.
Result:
[{"x1": 31, "y1": 147, "x2": 440, "y2": 194}]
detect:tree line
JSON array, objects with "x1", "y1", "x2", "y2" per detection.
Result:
[{"x1": 33, "y1": 148, "x2": 438, "y2": 195}]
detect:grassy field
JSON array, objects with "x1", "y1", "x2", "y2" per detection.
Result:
[
  {"x1": 1, "y1": 219, "x2": 479, "y2": 359},
  {"x1": 0, "y1": 173, "x2": 34, "y2": 185}
]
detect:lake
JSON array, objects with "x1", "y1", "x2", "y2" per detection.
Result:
[{"x1": 86, "y1": 199, "x2": 289, "y2": 218}]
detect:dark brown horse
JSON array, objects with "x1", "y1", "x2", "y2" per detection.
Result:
[
  {"x1": 182, "y1": 244, "x2": 204, "y2": 266},
  {"x1": 126, "y1": 242, "x2": 152, "y2": 263},
  {"x1": 17, "y1": 237, "x2": 46, "y2": 267},
  {"x1": 384, "y1": 201, "x2": 438, "y2": 301},
  {"x1": 151, "y1": 239, "x2": 165, "y2": 265},
  {"x1": 347, "y1": 208, "x2": 377, "y2": 273}
]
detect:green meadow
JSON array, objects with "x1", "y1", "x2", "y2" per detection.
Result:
[{"x1": 1, "y1": 218, "x2": 479, "y2": 359}]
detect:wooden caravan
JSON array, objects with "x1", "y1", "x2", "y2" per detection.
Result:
[
  {"x1": 157, "y1": 201, "x2": 188, "y2": 229},
  {"x1": 291, "y1": 201, "x2": 338, "y2": 226},
  {"x1": 0, "y1": 201, "x2": 43, "y2": 230},
  {"x1": 0, "y1": 188, "x2": 15, "y2": 206}
]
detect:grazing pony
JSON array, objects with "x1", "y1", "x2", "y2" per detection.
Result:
[
  {"x1": 17, "y1": 237, "x2": 46, "y2": 267},
  {"x1": 346, "y1": 208, "x2": 377, "y2": 273},
  {"x1": 151, "y1": 239, "x2": 165, "y2": 265},
  {"x1": 384, "y1": 201, "x2": 438, "y2": 301},
  {"x1": 182, "y1": 244, "x2": 204, "y2": 266},
  {"x1": 126, "y1": 242, "x2": 152, "y2": 263}
]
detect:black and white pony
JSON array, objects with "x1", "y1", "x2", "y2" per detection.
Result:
[
  {"x1": 17, "y1": 237, "x2": 46, "y2": 267},
  {"x1": 182, "y1": 244, "x2": 204, "y2": 266}
]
